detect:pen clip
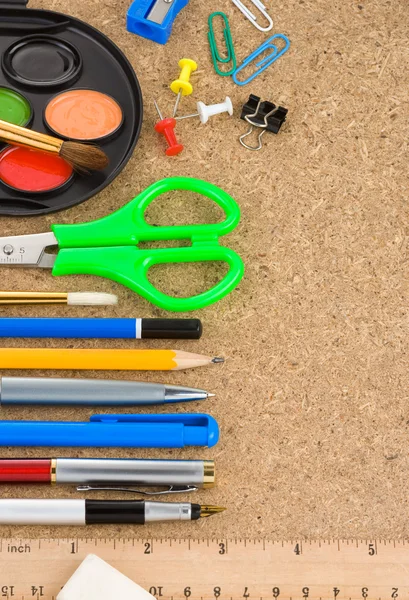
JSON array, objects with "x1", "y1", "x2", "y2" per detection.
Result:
[{"x1": 76, "y1": 484, "x2": 199, "y2": 496}]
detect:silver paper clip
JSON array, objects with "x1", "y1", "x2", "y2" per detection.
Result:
[
  {"x1": 232, "y1": 34, "x2": 290, "y2": 86},
  {"x1": 77, "y1": 484, "x2": 199, "y2": 496},
  {"x1": 231, "y1": 0, "x2": 273, "y2": 32}
]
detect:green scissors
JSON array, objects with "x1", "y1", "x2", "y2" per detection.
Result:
[{"x1": 0, "y1": 177, "x2": 244, "y2": 312}]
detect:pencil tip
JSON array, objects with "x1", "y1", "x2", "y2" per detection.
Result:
[
  {"x1": 200, "y1": 505, "x2": 226, "y2": 518},
  {"x1": 207, "y1": 392, "x2": 216, "y2": 398},
  {"x1": 211, "y1": 357, "x2": 225, "y2": 364}
]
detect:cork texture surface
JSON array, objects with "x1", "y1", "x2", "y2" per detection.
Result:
[{"x1": 0, "y1": 0, "x2": 408, "y2": 540}]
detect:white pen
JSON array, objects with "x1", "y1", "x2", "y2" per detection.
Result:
[{"x1": 0, "y1": 499, "x2": 225, "y2": 525}]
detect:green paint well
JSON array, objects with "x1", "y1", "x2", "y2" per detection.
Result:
[{"x1": 0, "y1": 87, "x2": 32, "y2": 126}]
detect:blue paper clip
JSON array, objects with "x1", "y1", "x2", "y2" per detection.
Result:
[
  {"x1": 232, "y1": 34, "x2": 290, "y2": 86},
  {"x1": 127, "y1": 0, "x2": 190, "y2": 45}
]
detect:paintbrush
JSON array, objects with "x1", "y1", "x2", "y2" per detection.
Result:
[
  {"x1": 0, "y1": 291, "x2": 118, "y2": 306},
  {"x1": 0, "y1": 119, "x2": 109, "y2": 172}
]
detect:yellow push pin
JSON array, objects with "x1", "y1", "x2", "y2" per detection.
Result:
[{"x1": 170, "y1": 58, "x2": 198, "y2": 117}]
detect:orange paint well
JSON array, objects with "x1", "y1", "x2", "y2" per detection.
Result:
[{"x1": 45, "y1": 89, "x2": 123, "y2": 141}]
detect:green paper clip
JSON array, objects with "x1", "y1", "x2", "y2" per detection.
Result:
[{"x1": 208, "y1": 12, "x2": 236, "y2": 77}]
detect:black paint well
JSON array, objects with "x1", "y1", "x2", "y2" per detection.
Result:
[{"x1": 2, "y1": 35, "x2": 82, "y2": 88}]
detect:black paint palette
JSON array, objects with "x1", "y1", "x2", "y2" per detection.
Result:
[{"x1": 0, "y1": 0, "x2": 143, "y2": 216}]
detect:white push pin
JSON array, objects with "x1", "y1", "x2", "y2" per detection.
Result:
[{"x1": 176, "y1": 97, "x2": 233, "y2": 124}]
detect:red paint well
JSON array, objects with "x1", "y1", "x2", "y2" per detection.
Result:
[{"x1": 0, "y1": 146, "x2": 73, "y2": 193}]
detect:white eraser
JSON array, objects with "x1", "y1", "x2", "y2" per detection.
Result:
[{"x1": 57, "y1": 554, "x2": 155, "y2": 600}]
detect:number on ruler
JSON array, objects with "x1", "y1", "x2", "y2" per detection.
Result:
[
  {"x1": 243, "y1": 587, "x2": 250, "y2": 598},
  {"x1": 294, "y1": 543, "x2": 301, "y2": 555},
  {"x1": 333, "y1": 587, "x2": 340, "y2": 599},
  {"x1": 214, "y1": 587, "x2": 221, "y2": 598},
  {"x1": 368, "y1": 543, "x2": 376, "y2": 556},
  {"x1": 1, "y1": 586, "x2": 14, "y2": 597},
  {"x1": 70, "y1": 542, "x2": 76, "y2": 554},
  {"x1": 362, "y1": 587, "x2": 368, "y2": 598},
  {"x1": 219, "y1": 543, "x2": 226, "y2": 555},
  {"x1": 149, "y1": 587, "x2": 163, "y2": 597},
  {"x1": 144, "y1": 542, "x2": 151, "y2": 554},
  {"x1": 31, "y1": 586, "x2": 44, "y2": 597},
  {"x1": 184, "y1": 587, "x2": 191, "y2": 598},
  {"x1": 302, "y1": 587, "x2": 309, "y2": 598},
  {"x1": 392, "y1": 588, "x2": 398, "y2": 598},
  {"x1": 272, "y1": 587, "x2": 280, "y2": 598}
]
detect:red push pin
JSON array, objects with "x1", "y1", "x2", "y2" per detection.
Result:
[{"x1": 154, "y1": 100, "x2": 184, "y2": 156}]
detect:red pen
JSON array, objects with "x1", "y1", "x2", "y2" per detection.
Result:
[{"x1": 0, "y1": 458, "x2": 215, "y2": 491}]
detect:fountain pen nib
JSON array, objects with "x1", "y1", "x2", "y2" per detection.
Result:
[{"x1": 200, "y1": 505, "x2": 226, "y2": 518}]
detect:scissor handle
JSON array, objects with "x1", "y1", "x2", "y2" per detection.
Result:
[
  {"x1": 52, "y1": 244, "x2": 244, "y2": 312},
  {"x1": 52, "y1": 177, "x2": 244, "y2": 311},
  {"x1": 52, "y1": 177, "x2": 241, "y2": 248}
]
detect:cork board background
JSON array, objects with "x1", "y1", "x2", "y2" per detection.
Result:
[{"x1": 0, "y1": 0, "x2": 408, "y2": 542}]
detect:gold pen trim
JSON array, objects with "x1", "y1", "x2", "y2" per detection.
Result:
[
  {"x1": 203, "y1": 460, "x2": 215, "y2": 488},
  {"x1": 51, "y1": 458, "x2": 57, "y2": 485}
]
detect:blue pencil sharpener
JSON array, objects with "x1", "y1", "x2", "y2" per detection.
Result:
[{"x1": 127, "y1": 0, "x2": 190, "y2": 45}]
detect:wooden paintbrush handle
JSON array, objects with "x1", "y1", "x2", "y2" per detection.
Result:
[
  {"x1": 0, "y1": 119, "x2": 62, "y2": 154},
  {"x1": 0, "y1": 291, "x2": 68, "y2": 305}
]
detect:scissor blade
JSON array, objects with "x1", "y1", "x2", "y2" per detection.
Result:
[{"x1": 0, "y1": 232, "x2": 58, "y2": 268}]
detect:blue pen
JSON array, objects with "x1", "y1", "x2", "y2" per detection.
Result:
[
  {"x1": 0, "y1": 318, "x2": 202, "y2": 340},
  {"x1": 0, "y1": 414, "x2": 219, "y2": 448}
]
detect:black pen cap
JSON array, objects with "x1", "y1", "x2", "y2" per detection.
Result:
[{"x1": 141, "y1": 319, "x2": 203, "y2": 339}]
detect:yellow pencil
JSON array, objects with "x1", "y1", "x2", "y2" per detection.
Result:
[{"x1": 0, "y1": 349, "x2": 224, "y2": 371}]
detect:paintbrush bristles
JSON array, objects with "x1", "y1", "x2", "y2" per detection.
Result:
[{"x1": 60, "y1": 141, "x2": 109, "y2": 172}]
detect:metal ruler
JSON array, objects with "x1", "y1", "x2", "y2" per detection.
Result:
[{"x1": 0, "y1": 538, "x2": 408, "y2": 600}]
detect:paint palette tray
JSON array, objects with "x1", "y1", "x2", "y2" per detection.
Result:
[{"x1": 0, "y1": 0, "x2": 143, "y2": 216}]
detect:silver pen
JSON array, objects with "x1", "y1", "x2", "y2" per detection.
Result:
[
  {"x1": 0, "y1": 376, "x2": 214, "y2": 406},
  {"x1": 0, "y1": 458, "x2": 215, "y2": 495}
]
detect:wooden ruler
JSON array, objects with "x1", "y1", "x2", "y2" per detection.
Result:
[{"x1": 0, "y1": 538, "x2": 408, "y2": 600}]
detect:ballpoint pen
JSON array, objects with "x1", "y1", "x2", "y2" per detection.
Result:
[
  {"x1": 0, "y1": 376, "x2": 214, "y2": 406},
  {"x1": 0, "y1": 414, "x2": 219, "y2": 448},
  {"x1": 0, "y1": 458, "x2": 215, "y2": 494},
  {"x1": 0, "y1": 499, "x2": 226, "y2": 525}
]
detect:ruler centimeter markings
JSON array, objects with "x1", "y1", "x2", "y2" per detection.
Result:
[{"x1": 0, "y1": 538, "x2": 408, "y2": 600}]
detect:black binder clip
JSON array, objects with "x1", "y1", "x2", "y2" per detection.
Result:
[{"x1": 239, "y1": 94, "x2": 288, "y2": 151}]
